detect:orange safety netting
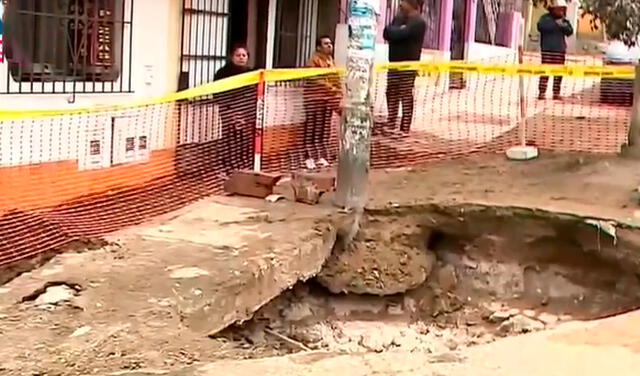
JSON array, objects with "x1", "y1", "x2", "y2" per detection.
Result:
[{"x1": 0, "y1": 55, "x2": 635, "y2": 267}]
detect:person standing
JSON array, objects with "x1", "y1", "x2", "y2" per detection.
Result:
[
  {"x1": 537, "y1": 0, "x2": 573, "y2": 100},
  {"x1": 382, "y1": 0, "x2": 426, "y2": 134},
  {"x1": 214, "y1": 45, "x2": 255, "y2": 174},
  {"x1": 303, "y1": 35, "x2": 342, "y2": 170}
]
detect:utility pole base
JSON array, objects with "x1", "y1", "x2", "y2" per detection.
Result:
[{"x1": 506, "y1": 145, "x2": 539, "y2": 161}]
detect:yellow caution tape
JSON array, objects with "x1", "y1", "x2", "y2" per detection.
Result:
[
  {"x1": 0, "y1": 61, "x2": 634, "y2": 120},
  {"x1": 379, "y1": 61, "x2": 634, "y2": 79},
  {"x1": 0, "y1": 71, "x2": 262, "y2": 121}
]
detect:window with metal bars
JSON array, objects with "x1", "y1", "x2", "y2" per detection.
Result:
[
  {"x1": 179, "y1": 0, "x2": 229, "y2": 90},
  {"x1": 2, "y1": 0, "x2": 133, "y2": 94},
  {"x1": 274, "y1": 0, "x2": 315, "y2": 68},
  {"x1": 273, "y1": 0, "x2": 338, "y2": 69}
]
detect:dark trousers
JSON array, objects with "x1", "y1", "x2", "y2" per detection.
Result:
[
  {"x1": 386, "y1": 70, "x2": 417, "y2": 133},
  {"x1": 219, "y1": 88, "x2": 255, "y2": 173},
  {"x1": 539, "y1": 52, "x2": 566, "y2": 97},
  {"x1": 219, "y1": 112, "x2": 254, "y2": 173},
  {"x1": 303, "y1": 98, "x2": 334, "y2": 160}
]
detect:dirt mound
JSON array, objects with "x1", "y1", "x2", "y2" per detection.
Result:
[{"x1": 316, "y1": 216, "x2": 436, "y2": 295}]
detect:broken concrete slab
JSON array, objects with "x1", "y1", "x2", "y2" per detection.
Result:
[
  {"x1": 272, "y1": 178, "x2": 296, "y2": 202},
  {"x1": 0, "y1": 198, "x2": 338, "y2": 365},
  {"x1": 34, "y1": 285, "x2": 76, "y2": 306},
  {"x1": 292, "y1": 171, "x2": 336, "y2": 193},
  {"x1": 172, "y1": 222, "x2": 336, "y2": 336},
  {"x1": 127, "y1": 199, "x2": 338, "y2": 336}
]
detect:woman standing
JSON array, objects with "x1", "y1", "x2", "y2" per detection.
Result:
[{"x1": 214, "y1": 45, "x2": 256, "y2": 174}]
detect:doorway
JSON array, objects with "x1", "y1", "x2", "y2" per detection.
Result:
[
  {"x1": 449, "y1": 0, "x2": 468, "y2": 89},
  {"x1": 252, "y1": 0, "x2": 269, "y2": 68},
  {"x1": 229, "y1": 0, "x2": 248, "y2": 51}
]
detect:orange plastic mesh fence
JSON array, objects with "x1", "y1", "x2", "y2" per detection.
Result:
[
  {"x1": 0, "y1": 57, "x2": 635, "y2": 267},
  {"x1": 263, "y1": 54, "x2": 633, "y2": 171}
]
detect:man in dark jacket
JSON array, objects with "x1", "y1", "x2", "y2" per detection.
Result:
[
  {"x1": 382, "y1": 0, "x2": 426, "y2": 134},
  {"x1": 537, "y1": 0, "x2": 573, "y2": 100}
]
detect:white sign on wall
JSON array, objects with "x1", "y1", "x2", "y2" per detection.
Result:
[
  {"x1": 78, "y1": 116, "x2": 113, "y2": 171},
  {"x1": 111, "y1": 115, "x2": 151, "y2": 165}
]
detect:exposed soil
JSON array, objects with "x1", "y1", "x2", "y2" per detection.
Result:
[{"x1": 317, "y1": 215, "x2": 436, "y2": 295}]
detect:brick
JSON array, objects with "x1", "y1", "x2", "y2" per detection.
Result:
[
  {"x1": 292, "y1": 171, "x2": 336, "y2": 193},
  {"x1": 294, "y1": 179, "x2": 322, "y2": 205},
  {"x1": 272, "y1": 177, "x2": 296, "y2": 202},
  {"x1": 224, "y1": 170, "x2": 282, "y2": 198}
]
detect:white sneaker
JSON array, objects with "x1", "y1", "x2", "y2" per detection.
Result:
[
  {"x1": 317, "y1": 158, "x2": 330, "y2": 168},
  {"x1": 305, "y1": 158, "x2": 317, "y2": 170}
]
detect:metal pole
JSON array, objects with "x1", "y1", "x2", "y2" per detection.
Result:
[
  {"x1": 335, "y1": 0, "x2": 378, "y2": 211},
  {"x1": 518, "y1": 10, "x2": 527, "y2": 147},
  {"x1": 518, "y1": 48, "x2": 527, "y2": 147},
  {"x1": 254, "y1": 70, "x2": 266, "y2": 172}
]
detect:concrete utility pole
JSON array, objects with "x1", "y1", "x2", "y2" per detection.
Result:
[{"x1": 335, "y1": 0, "x2": 379, "y2": 211}]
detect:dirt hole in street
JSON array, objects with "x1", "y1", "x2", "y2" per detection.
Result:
[{"x1": 218, "y1": 205, "x2": 640, "y2": 356}]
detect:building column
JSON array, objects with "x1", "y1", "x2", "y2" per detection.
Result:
[
  {"x1": 376, "y1": 0, "x2": 386, "y2": 43},
  {"x1": 566, "y1": 0, "x2": 579, "y2": 53},
  {"x1": 438, "y1": 0, "x2": 454, "y2": 54},
  {"x1": 265, "y1": 0, "x2": 277, "y2": 69},
  {"x1": 340, "y1": 0, "x2": 348, "y2": 23},
  {"x1": 464, "y1": 0, "x2": 478, "y2": 50}
]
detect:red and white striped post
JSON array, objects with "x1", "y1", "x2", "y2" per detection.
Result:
[{"x1": 253, "y1": 70, "x2": 266, "y2": 172}]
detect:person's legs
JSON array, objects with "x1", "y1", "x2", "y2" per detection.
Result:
[
  {"x1": 220, "y1": 118, "x2": 239, "y2": 173},
  {"x1": 241, "y1": 96, "x2": 257, "y2": 170},
  {"x1": 538, "y1": 52, "x2": 553, "y2": 99},
  {"x1": 538, "y1": 76, "x2": 549, "y2": 99},
  {"x1": 385, "y1": 70, "x2": 401, "y2": 131},
  {"x1": 399, "y1": 71, "x2": 417, "y2": 133},
  {"x1": 303, "y1": 96, "x2": 322, "y2": 168},
  {"x1": 318, "y1": 104, "x2": 334, "y2": 163},
  {"x1": 218, "y1": 103, "x2": 235, "y2": 174},
  {"x1": 552, "y1": 54, "x2": 566, "y2": 99}
]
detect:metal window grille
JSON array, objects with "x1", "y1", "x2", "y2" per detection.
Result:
[
  {"x1": 2, "y1": 0, "x2": 133, "y2": 94},
  {"x1": 274, "y1": 0, "x2": 319, "y2": 68},
  {"x1": 179, "y1": 0, "x2": 229, "y2": 90}
]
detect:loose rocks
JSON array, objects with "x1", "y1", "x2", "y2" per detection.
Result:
[
  {"x1": 498, "y1": 314, "x2": 545, "y2": 335},
  {"x1": 35, "y1": 285, "x2": 76, "y2": 306}
]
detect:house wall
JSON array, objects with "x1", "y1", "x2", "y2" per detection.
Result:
[
  {"x1": 467, "y1": 43, "x2": 518, "y2": 63},
  {"x1": 0, "y1": 0, "x2": 183, "y2": 212}
]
